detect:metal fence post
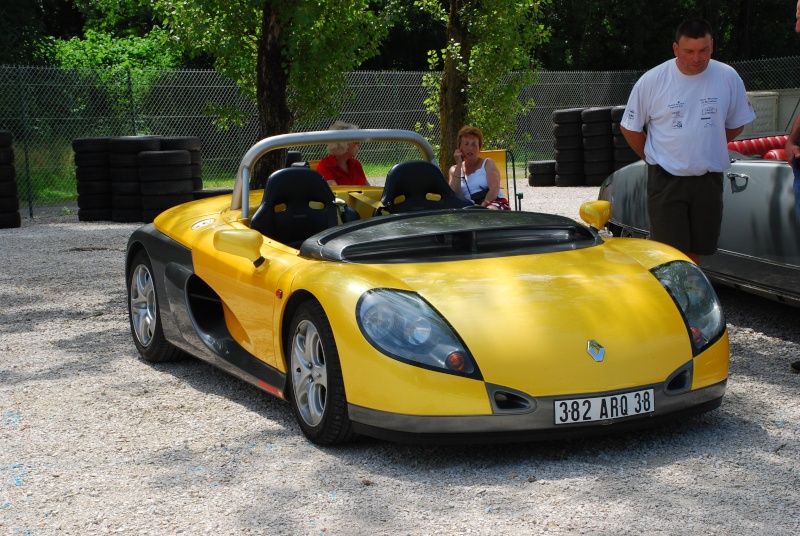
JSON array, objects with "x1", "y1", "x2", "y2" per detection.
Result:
[{"x1": 15, "y1": 67, "x2": 34, "y2": 218}]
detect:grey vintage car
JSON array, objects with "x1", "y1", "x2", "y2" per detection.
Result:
[{"x1": 598, "y1": 144, "x2": 800, "y2": 308}]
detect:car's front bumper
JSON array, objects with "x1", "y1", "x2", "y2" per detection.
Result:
[{"x1": 348, "y1": 379, "x2": 727, "y2": 444}]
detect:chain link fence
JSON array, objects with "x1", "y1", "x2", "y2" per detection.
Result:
[{"x1": 2, "y1": 57, "x2": 799, "y2": 218}]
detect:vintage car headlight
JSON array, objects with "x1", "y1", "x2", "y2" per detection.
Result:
[
  {"x1": 652, "y1": 261, "x2": 725, "y2": 355},
  {"x1": 357, "y1": 289, "x2": 481, "y2": 379}
]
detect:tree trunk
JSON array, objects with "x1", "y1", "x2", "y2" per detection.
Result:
[
  {"x1": 438, "y1": 0, "x2": 471, "y2": 173},
  {"x1": 253, "y1": 3, "x2": 293, "y2": 189}
]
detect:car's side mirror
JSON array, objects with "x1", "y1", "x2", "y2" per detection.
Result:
[
  {"x1": 579, "y1": 200, "x2": 612, "y2": 230},
  {"x1": 214, "y1": 229, "x2": 269, "y2": 270}
]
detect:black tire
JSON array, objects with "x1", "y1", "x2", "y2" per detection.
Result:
[
  {"x1": 555, "y1": 161, "x2": 584, "y2": 175},
  {"x1": 140, "y1": 179, "x2": 194, "y2": 196},
  {"x1": 160, "y1": 136, "x2": 202, "y2": 151},
  {"x1": 614, "y1": 147, "x2": 639, "y2": 160},
  {"x1": 109, "y1": 153, "x2": 141, "y2": 168},
  {"x1": 552, "y1": 122, "x2": 582, "y2": 138},
  {"x1": 74, "y1": 151, "x2": 109, "y2": 168},
  {"x1": 551, "y1": 108, "x2": 585, "y2": 124},
  {"x1": 108, "y1": 136, "x2": 161, "y2": 153},
  {"x1": 138, "y1": 150, "x2": 191, "y2": 167},
  {"x1": 613, "y1": 135, "x2": 632, "y2": 149},
  {"x1": 110, "y1": 167, "x2": 140, "y2": 182},
  {"x1": 190, "y1": 151, "x2": 202, "y2": 165},
  {"x1": 0, "y1": 130, "x2": 12, "y2": 147},
  {"x1": 287, "y1": 300, "x2": 355, "y2": 445},
  {"x1": 112, "y1": 208, "x2": 143, "y2": 223},
  {"x1": 0, "y1": 148, "x2": 14, "y2": 165},
  {"x1": 582, "y1": 135, "x2": 613, "y2": 150},
  {"x1": 141, "y1": 209, "x2": 164, "y2": 223},
  {"x1": 139, "y1": 165, "x2": 192, "y2": 182},
  {"x1": 77, "y1": 194, "x2": 112, "y2": 210},
  {"x1": 77, "y1": 180, "x2": 112, "y2": 196},
  {"x1": 555, "y1": 174, "x2": 586, "y2": 187},
  {"x1": 583, "y1": 148, "x2": 614, "y2": 162},
  {"x1": 553, "y1": 136, "x2": 583, "y2": 150},
  {"x1": 582, "y1": 122, "x2": 612, "y2": 137},
  {"x1": 553, "y1": 149, "x2": 583, "y2": 162},
  {"x1": 584, "y1": 161, "x2": 614, "y2": 175},
  {"x1": 127, "y1": 250, "x2": 185, "y2": 362},
  {"x1": 111, "y1": 181, "x2": 141, "y2": 196},
  {"x1": 527, "y1": 160, "x2": 556, "y2": 175},
  {"x1": 192, "y1": 177, "x2": 203, "y2": 191},
  {"x1": 0, "y1": 196, "x2": 20, "y2": 213},
  {"x1": 0, "y1": 165, "x2": 15, "y2": 182},
  {"x1": 585, "y1": 173, "x2": 610, "y2": 187},
  {"x1": 72, "y1": 137, "x2": 111, "y2": 153},
  {"x1": 581, "y1": 106, "x2": 613, "y2": 123},
  {"x1": 78, "y1": 208, "x2": 112, "y2": 222},
  {"x1": 112, "y1": 195, "x2": 143, "y2": 209},
  {"x1": 76, "y1": 166, "x2": 110, "y2": 182},
  {"x1": 190, "y1": 164, "x2": 202, "y2": 178},
  {"x1": 141, "y1": 193, "x2": 194, "y2": 210},
  {"x1": 0, "y1": 181, "x2": 18, "y2": 197},
  {"x1": 610, "y1": 105, "x2": 626, "y2": 123},
  {"x1": 529, "y1": 174, "x2": 556, "y2": 187},
  {"x1": 0, "y1": 211, "x2": 21, "y2": 229}
]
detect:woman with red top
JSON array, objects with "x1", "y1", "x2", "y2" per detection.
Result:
[{"x1": 315, "y1": 121, "x2": 370, "y2": 186}]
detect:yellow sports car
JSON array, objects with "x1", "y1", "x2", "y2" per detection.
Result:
[{"x1": 126, "y1": 129, "x2": 729, "y2": 445}]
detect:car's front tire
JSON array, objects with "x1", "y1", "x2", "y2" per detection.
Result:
[
  {"x1": 127, "y1": 250, "x2": 184, "y2": 363},
  {"x1": 287, "y1": 300, "x2": 355, "y2": 445}
]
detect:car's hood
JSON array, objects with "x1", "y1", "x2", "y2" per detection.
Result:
[{"x1": 371, "y1": 241, "x2": 691, "y2": 396}]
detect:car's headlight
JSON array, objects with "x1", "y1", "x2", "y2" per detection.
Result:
[
  {"x1": 652, "y1": 261, "x2": 725, "y2": 355},
  {"x1": 357, "y1": 289, "x2": 482, "y2": 379}
]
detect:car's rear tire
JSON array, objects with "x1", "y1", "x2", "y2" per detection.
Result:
[
  {"x1": 287, "y1": 300, "x2": 355, "y2": 445},
  {"x1": 128, "y1": 250, "x2": 184, "y2": 363}
]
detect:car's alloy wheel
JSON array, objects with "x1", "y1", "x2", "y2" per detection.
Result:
[
  {"x1": 127, "y1": 251, "x2": 183, "y2": 362},
  {"x1": 130, "y1": 261, "x2": 156, "y2": 348},
  {"x1": 288, "y1": 301, "x2": 355, "y2": 445}
]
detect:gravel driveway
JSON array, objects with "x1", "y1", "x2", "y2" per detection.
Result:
[{"x1": 1, "y1": 185, "x2": 799, "y2": 535}]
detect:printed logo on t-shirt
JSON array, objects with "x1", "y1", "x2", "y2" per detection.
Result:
[
  {"x1": 672, "y1": 120, "x2": 683, "y2": 129},
  {"x1": 703, "y1": 106, "x2": 718, "y2": 115}
]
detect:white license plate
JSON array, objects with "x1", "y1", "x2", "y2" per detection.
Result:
[{"x1": 554, "y1": 389, "x2": 654, "y2": 424}]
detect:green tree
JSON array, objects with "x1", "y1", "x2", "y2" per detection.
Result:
[
  {"x1": 416, "y1": 0, "x2": 551, "y2": 171},
  {"x1": 157, "y1": 0, "x2": 395, "y2": 186}
]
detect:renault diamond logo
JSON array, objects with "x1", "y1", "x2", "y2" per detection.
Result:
[{"x1": 587, "y1": 340, "x2": 605, "y2": 362}]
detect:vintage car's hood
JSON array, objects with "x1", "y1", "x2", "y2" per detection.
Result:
[{"x1": 367, "y1": 240, "x2": 694, "y2": 396}]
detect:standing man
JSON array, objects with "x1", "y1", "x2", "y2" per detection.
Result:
[
  {"x1": 620, "y1": 19, "x2": 755, "y2": 264},
  {"x1": 784, "y1": 1, "x2": 800, "y2": 373}
]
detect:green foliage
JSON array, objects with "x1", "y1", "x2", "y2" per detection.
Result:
[
  {"x1": 38, "y1": 28, "x2": 182, "y2": 70},
  {"x1": 418, "y1": 0, "x2": 551, "y2": 149},
  {"x1": 156, "y1": 0, "x2": 397, "y2": 128}
]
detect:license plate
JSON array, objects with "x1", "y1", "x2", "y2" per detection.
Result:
[{"x1": 554, "y1": 389, "x2": 654, "y2": 424}]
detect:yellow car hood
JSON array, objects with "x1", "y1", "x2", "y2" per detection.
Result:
[{"x1": 371, "y1": 242, "x2": 693, "y2": 396}]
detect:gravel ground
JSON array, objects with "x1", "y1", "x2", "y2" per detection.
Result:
[{"x1": 1, "y1": 183, "x2": 799, "y2": 535}]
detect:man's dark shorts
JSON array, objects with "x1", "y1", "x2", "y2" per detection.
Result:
[{"x1": 647, "y1": 164, "x2": 723, "y2": 256}]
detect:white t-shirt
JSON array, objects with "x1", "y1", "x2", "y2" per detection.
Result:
[{"x1": 620, "y1": 58, "x2": 755, "y2": 176}]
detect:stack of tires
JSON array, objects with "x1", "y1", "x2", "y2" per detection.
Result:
[
  {"x1": 551, "y1": 108, "x2": 585, "y2": 186},
  {"x1": 73, "y1": 137, "x2": 112, "y2": 222},
  {"x1": 0, "y1": 130, "x2": 21, "y2": 229},
  {"x1": 161, "y1": 136, "x2": 203, "y2": 193},
  {"x1": 138, "y1": 149, "x2": 194, "y2": 223},
  {"x1": 109, "y1": 136, "x2": 161, "y2": 223},
  {"x1": 611, "y1": 105, "x2": 640, "y2": 170},
  {"x1": 581, "y1": 107, "x2": 614, "y2": 186},
  {"x1": 527, "y1": 160, "x2": 556, "y2": 187}
]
